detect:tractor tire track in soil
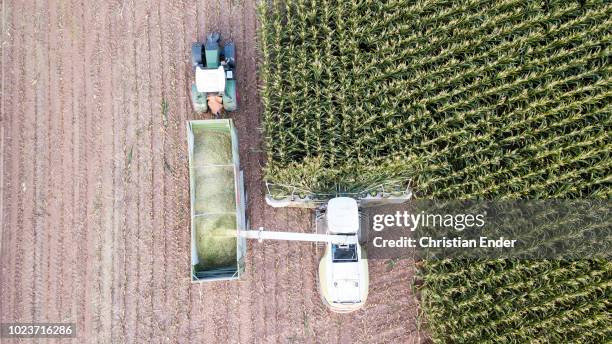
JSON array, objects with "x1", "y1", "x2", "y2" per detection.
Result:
[
  {"x1": 81, "y1": 0, "x2": 102, "y2": 341},
  {"x1": 133, "y1": 1, "x2": 154, "y2": 341},
  {"x1": 24, "y1": 0, "x2": 39, "y2": 327},
  {"x1": 45, "y1": 0, "x2": 60, "y2": 331},
  {"x1": 0, "y1": 1, "x2": 427, "y2": 343},
  {"x1": 57, "y1": 0, "x2": 74, "y2": 330},
  {"x1": 107, "y1": 2, "x2": 126, "y2": 343},
  {"x1": 0, "y1": 0, "x2": 18, "y2": 329}
]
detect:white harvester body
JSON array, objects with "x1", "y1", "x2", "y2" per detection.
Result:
[{"x1": 319, "y1": 197, "x2": 368, "y2": 312}]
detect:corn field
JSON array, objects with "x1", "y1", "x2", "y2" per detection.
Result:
[
  {"x1": 420, "y1": 259, "x2": 611, "y2": 342},
  {"x1": 259, "y1": 0, "x2": 611, "y2": 342},
  {"x1": 259, "y1": 0, "x2": 610, "y2": 198}
]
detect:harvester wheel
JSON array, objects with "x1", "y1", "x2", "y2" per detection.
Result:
[{"x1": 191, "y1": 43, "x2": 203, "y2": 68}]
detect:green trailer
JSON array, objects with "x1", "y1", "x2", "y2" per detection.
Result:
[{"x1": 187, "y1": 119, "x2": 246, "y2": 281}]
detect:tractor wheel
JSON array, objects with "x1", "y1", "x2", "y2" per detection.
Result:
[
  {"x1": 223, "y1": 42, "x2": 236, "y2": 68},
  {"x1": 191, "y1": 83, "x2": 207, "y2": 113},
  {"x1": 222, "y1": 79, "x2": 238, "y2": 112},
  {"x1": 191, "y1": 43, "x2": 203, "y2": 68}
]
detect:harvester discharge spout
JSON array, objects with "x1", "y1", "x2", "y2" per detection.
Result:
[{"x1": 240, "y1": 227, "x2": 358, "y2": 244}]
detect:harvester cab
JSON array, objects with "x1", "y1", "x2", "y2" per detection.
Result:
[{"x1": 191, "y1": 32, "x2": 238, "y2": 115}]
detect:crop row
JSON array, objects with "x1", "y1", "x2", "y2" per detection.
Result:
[
  {"x1": 259, "y1": 0, "x2": 610, "y2": 199},
  {"x1": 258, "y1": 0, "x2": 611, "y2": 342}
]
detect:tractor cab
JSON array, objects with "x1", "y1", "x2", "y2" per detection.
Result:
[{"x1": 191, "y1": 32, "x2": 238, "y2": 115}]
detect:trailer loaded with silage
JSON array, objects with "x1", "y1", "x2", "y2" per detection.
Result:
[{"x1": 187, "y1": 119, "x2": 246, "y2": 281}]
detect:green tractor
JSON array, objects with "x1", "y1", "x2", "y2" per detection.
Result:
[{"x1": 191, "y1": 32, "x2": 238, "y2": 115}]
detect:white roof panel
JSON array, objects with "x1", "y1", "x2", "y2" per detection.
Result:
[{"x1": 195, "y1": 66, "x2": 226, "y2": 93}]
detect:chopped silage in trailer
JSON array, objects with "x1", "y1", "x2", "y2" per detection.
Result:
[
  {"x1": 192, "y1": 127, "x2": 233, "y2": 166},
  {"x1": 194, "y1": 214, "x2": 237, "y2": 270},
  {"x1": 194, "y1": 166, "x2": 236, "y2": 215},
  {"x1": 188, "y1": 120, "x2": 245, "y2": 281}
]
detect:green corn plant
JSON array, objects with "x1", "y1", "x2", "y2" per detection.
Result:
[{"x1": 258, "y1": 1, "x2": 612, "y2": 341}]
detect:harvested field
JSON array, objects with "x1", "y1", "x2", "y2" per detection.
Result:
[{"x1": 0, "y1": 1, "x2": 425, "y2": 343}]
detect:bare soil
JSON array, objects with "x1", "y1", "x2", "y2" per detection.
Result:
[{"x1": 0, "y1": 1, "x2": 427, "y2": 343}]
